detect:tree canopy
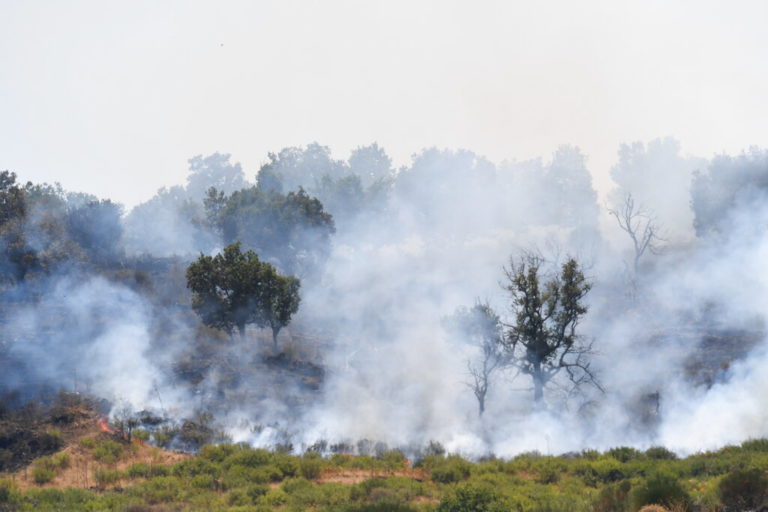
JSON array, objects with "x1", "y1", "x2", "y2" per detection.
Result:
[
  {"x1": 186, "y1": 243, "x2": 301, "y2": 346},
  {"x1": 503, "y1": 255, "x2": 598, "y2": 405}
]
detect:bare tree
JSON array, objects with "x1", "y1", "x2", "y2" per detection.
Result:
[
  {"x1": 503, "y1": 254, "x2": 601, "y2": 406},
  {"x1": 608, "y1": 193, "x2": 664, "y2": 275},
  {"x1": 446, "y1": 302, "x2": 504, "y2": 416}
]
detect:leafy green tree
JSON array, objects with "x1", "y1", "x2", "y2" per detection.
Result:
[
  {"x1": 503, "y1": 254, "x2": 599, "y2": 405},
  {"x1": 216, "y1": 187, "x2": 335, "y2": 275},
  {"x1": 186, "y1": 243, "x2": 301, "y2": 346}
]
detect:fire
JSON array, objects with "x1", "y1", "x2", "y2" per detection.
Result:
[{"x1": 96, "y1": 416, "x2": 112, "y2": 433}]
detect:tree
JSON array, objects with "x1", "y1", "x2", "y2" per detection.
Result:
[
  {"x1": 608, "y1": 193, "x2": 663, "y2": 276},
  {"x1": 186, "y1": 153, "x2": 247, "y2": 201},
  {"x1": 447, "y1": 303, "x2": 504, "y2": 417},
  {"x1": 216, "y1": 186, "x2": 335, "y2": 275},
  {"x1": 502, "y1": 254, "x2": 599, "y2": 405},
  {"x1": 186, "y1": 243, "x2": 301, "y2": 346}
]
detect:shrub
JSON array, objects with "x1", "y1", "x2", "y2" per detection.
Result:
[
  {"x1": 593, "y1": 481, "x2": 631, "y2": 512},
  {"x1": 645, "y1": 447, "x2": 678, "y2": 460},
  {"x1": 718, "y1": 468, "x2": 768, "y2": 511},
  {"x1": 94, "y1": 468, "x2": 122, "y2": 487},
  {"x1": 93, "y1": 439, "x2": 123, "y2": 464},
  {"x1": 126, "y1": 462, "x2": 151, "y2": 479},
  {"x1": 32, "y1": 466, "x2": 55, "y2": 484},
  {"x1": 741, "y1": 438, "x2": 768, "y2": 452},
  {"x1": 629, "y1": 470, "x2": 691, "y2": 511},
  {"x1": 606, "y1": 446, "x2": 643, "y2": 463},
  {"x1": 430, "y1": 455, "x2": 472, "y2": 484},
  {"x1": 78, "y1": 436, "x2": 97, "y2": 449},
  {"x1": 132, "y1": 429, "x2": 150, "y2": 442},
  {"x1": 437, "y1": 483, "x2": 507, "y2": 512},
  {"x1": 191, "y1": 473, "x2": 216, "y2": 490},
  {"x1": 299, "y1": 456, "x2": 323, "y2": 479}
]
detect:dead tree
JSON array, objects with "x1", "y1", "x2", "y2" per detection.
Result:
[
  {"x1": 608, "y1": 193, "x2": 664, "y2": 276},
  {"x1": 447, "y1": 302, "x2": 504, "y2": 417}
]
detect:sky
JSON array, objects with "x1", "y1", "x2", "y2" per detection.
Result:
[{"x1": 2, "y1": 0, "x2": 768, "y2": 208}]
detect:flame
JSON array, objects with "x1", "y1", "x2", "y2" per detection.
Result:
[{"x1": 96, "y1": 416, "x2": 112, "y2": 433}]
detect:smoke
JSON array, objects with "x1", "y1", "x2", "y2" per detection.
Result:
[{"x1": 2, "y1": 141, "x2": 768, "y2": 458}]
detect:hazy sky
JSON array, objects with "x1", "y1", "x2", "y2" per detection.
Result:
[{"x1": 2, "y1": 0, "x2": 767, "y2": 208}]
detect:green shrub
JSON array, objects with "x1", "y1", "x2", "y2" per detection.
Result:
[
  {"x1": 718, "y1": 468, "x2": 768, "y2": 511},
  {"x1": 224, "y1": 448, "x2": 272, "y2": 468},
  {"x1": 132, "y1": 429, "x2": 150, "y2": 442},
  {"x1": 742, "y1": 439, "x2": 768, "y2": 452},
  {"x1": 227, "y1": 488, "x2": 251, "y2": 506},
  {"x1": 629, "y1": 470, "x2": 691, "y2": 511},
  {"x1": 593, "y1": 481, "x2": 631, "y2": 512},
  {"x1": 299, "y1": 456, "x2": 324, "y2": 479},
  {"x1": 246, "y1": 483, "x2": 269, "y2": 501},
  {"x1": 78, "y1": 436, "x2": 97, "y2": 449},
  {"x1": 93, "y1": 439, "x2": 124, "y2": 464},
  {"x1": 131, "y1": 475, "x2": 183, "y2": 504},
  {"x1": 32, "y1": 466, "x2": 55, "y2": 484},
  {"x1": 191, "y1": 473, "x2": 216, "y2": 490},
  {"x1": 437, "y1": 482, "x2": 507, "y2": 512},
  {"x1": 645, "y1": 446, "x2": 678, "y2": 460},
  {"x1": 126, "y1": 462, "x2": 151, "y2": 479},
  {"x1": 430, "y1": 455, "x2": 472, "y2": 483},
  {"x1": 94, "y1": 468, "x2": 122, "y2": 487},
  {"x1": 606, "y1": 446, "x2": 643, "y2": 463}
]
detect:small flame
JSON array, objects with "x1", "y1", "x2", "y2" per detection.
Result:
[{"x1": 96, "y1": 416, "x2": 112, "y2": 433}]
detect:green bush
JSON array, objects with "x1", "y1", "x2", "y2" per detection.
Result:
[
  {"x1": 94, "y1": 468, "x2": 122, "y2": 487},
  {"x1": 191, "y1": 473, "x2": 217, "y2": 490},
  {"x1": 718, "y1": 468, "x2": 768, "y2": 511},
  {"x1": 78, "y1": 436, "x2": 97, "y2": 449},
  {"x1": 606, "y1": 446, "x2": 643, "y2": 463},
  {"x1": 742, "y1": 438, "x2": 768, "y2": 452},
  {"x1": 593, "y1": 481, "x2": 631, "y2": 512},
  {"x1": 299, "y1": 456, "x2": 324, "y2": 479},
  {"x1": 93, "y1": 439, "x2": 124, "y2": 464},
  {"x1": 430, "y1": 455, "x2": 472, "y2": 483},
  {"x1": 645, "y1": 446, "x2": 678, "y2": 460},
  {"x1": 437, "y1": 482, "x2": 507, "y2": 512},
  {"x1": 32, "y1": 466, "x2": 55, "y2": 484},
  {"x1": 629, "y1": 470, "x2": 691, "y2": 511}
]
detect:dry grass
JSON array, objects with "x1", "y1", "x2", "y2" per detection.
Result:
[{"x1": 6, "y1": 426, "x2": 189, "y2": 491}]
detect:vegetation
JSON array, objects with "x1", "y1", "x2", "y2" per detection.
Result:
[
  {"x1": 186, "y1": 243, "x2": 301, "y2": 344},
  {"x1": 3, "y1": 437, "x2": 768, "y2": 511},
  {"x1": 502, "y1": 254, "x2": 599, "y2": 404}
]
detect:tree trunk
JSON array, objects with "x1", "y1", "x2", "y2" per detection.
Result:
[
  {"x1": 532, "y1": 363, "x2": 545, "y2": 405},
  {"x1": 272, "y1": 326, "x2": 280, "y2": 350},
  {"x1": 477, "y1": 394, "x2": 485, "y2": 417},
  {"x1": 237, "y1": 322, "x2": 246, "y2": 339}
]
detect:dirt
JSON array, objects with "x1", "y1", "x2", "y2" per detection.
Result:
[{"x1": 318, "y1": 467, "x2": 429, "y2": 484}]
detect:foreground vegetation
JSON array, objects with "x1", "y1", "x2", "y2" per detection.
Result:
[{"x1": 4, "y1": 435, "x2": 768, "y2": 512}]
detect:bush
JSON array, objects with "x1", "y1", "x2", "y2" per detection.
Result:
[
  {"x1": 629, "y1": 471, "x2": 691, "y2": 512},
  {"x1": 718, "y1": 468, "x2": 768, "y2": 511},
  {"x1": 299, "y1": 456, "x2": 324, "y2": 479},
  {"x1": 93, "y1": 439, "x2": 124, "y2": 464},
  {"x1": 32, "y1": 466, "x2": 55, "y2": 484},
  {"x1": 606, "y1": 447, "x2": 643, "y2": 463},
  {"x1": 430, "y1": 455, "x2": 472, "y2": 483},
  {"x1": 78, "y1": 436, "x2": 97, "y2": 449},
  {"x1": 94, "y1": 468, "x2": 122, "y2": 487},
  {"x1": 741, "y1": 438, "x2": 768, "y2": 452},
  {"x1": 645, "y1": 446, "x2": 677, "y2": 460},
  {"x1": 437, "y1": 483, "x2": 507, "y2": 512},
  {"x1": 594, "y1": 481, "x2": 631, "y2": 512}
]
